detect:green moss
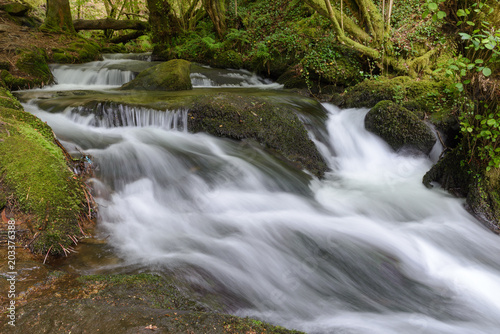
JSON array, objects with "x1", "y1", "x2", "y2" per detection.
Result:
[
  {"x1": 0, "y1": 87, "x2": 23, "y2": 110},
  {"x1": 0, "y1": 2, "x2": 31, "y2": 16},
  {"x1": 16, "y1": 48, "x2": 54, "y2": 86},
  {"x1": 0, "y1": 61, "x2": 10, "y2": 71},
  {"x1": 277, "y1": 67, "x2": 308, "y2": 89},
  {"x1": 365, "y1": 100, "x2": 436, "y2": 154},
  {"x1": 1, "y1": 70, "x2": 38, "y2": 91},
  {"x1": 52, "y1": 52, "x2": 76, "y2": 64},
  {"x1": 189, "y1": 93, "x2": 327, "y2": 177},
  {"x1": 213, "y1": 50, "x2": 243, "y2": 69},
  {"x1": 120, "y1": 59, "x2": 192, "y2": 91},
  {"x1": 78, "y1": 273, "x2": 206, "y2": 311},
  {"x1": 342, "y1": 77, "x2": 451, "y2": 115},
  {"x1": 67, "y1": 40, "x2": 101, "y2": 62},
  {"x1": 0, "y1": 107, "x2": 88, "y2": 255}
]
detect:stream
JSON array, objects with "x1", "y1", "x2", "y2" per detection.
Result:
[{"x1": 17, "y1": 54, "x2": 500, "y2": 334}]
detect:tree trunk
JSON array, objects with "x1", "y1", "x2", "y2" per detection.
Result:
[
  {"x1": 73, "y1": 18, "x2": 148, "y2": 31},
  {"x1": 146, "y1": 0, "x2": 183, "y2": 47},
  {"x1": 202, "y1": 0, "x2": 226, "y2": 39},
  {"x1": 43, "y1": 0, "x2": 75, "y2": 33}
]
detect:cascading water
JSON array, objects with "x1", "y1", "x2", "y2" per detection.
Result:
[{"x1": 21, "y1": 57, "x2": 500, "y2": 334}]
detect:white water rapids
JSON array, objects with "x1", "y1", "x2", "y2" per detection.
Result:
[{"x1": 22, "y1": 58, "x2": 500, "y2": 333}]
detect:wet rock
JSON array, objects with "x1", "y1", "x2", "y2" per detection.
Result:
[
  {"x1": 365, "y1": 100, "x2": 436, "y2": 155},
  {"x1": 189, "y1": 92, "x2": 328, "y2": 177},
  {"x1": 0, "y1": 273, "x2": 304, "y2": 334},
  {"x1": 120, "y1": 59, "x2": 192, "y2": 91}
]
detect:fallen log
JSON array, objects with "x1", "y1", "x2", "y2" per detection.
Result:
[
  {"x1": 73, "y1": 18, "x2": 148, "y2": 31},
  {"x1": 110, "y1": 30, "x2": 146, "y2": 44}
]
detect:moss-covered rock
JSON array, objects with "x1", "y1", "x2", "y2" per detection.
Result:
[
  {"x1": 15, "y1": 48, "x2": 54, "y2": 87},
  {"x1": 120, "y1": 59, "x2": 192, "y2": 91},
  {"x1": 0, "y1": 2, "x2": 31, "y2": 16},
  {"x1": 0, "y1": 104, "x2": 90, "y2": 255},
  {"x1": 0, "y1": 69, "x2": 35, "y2": 90},
  {"x1": 341, "y1": 77, "x2": 449, "y2": 113},
  {"x1": 188, "y1": 93, "x2": 327, "y2": 177},
  {"x1": 65, "y1": 40, "x2": 101, "y2": 62},
  {"x1": 51, "y1": 50, "x2": 77, "y2": 64},
  {"x1": 365, "y1": 100, "x2": 436, "y2": 154},
  {"x1": 213, "y1": 50, "x2": 244, "y2": 69},
  {"x1": 277, "y1": 67, "x2": 309, "y2": 89}
]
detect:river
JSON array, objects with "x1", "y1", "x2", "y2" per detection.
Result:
[{"x1": 18, "y1": 54, "x2": 500, "y2": 334}]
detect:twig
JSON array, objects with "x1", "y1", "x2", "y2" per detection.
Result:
[
  {"x1": 67, "y1": 234, "x2": 79, "y2": 245},
  {"x1": 436, "y1": 131, "x2": 447, "y2": 150},
  {"x1": 81, "y1": 185, "x2": 93, "y2": 219},
  {"x1": 59, "y1": 243, "x2": 69, "y2": 257},
  {"x1": 43, "y1": 245, "x2": 53, "y2": 264},
  {"x1": 25, "y1": 231, "x2": 40, "y2": 248},
  {"x1": 77, "y1": 218, "x2": 88, "y2": 237}
]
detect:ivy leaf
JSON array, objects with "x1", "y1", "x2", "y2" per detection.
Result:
[{"x1": 483, "y1": 67, "x2": 492, "y2": 76}]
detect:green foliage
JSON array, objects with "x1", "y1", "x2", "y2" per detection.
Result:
[{"x1": 428, "y1": 0, "x2": 500, "y2": 171}]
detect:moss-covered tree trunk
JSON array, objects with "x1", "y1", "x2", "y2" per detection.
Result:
[
  {"x1": 147, "y1": 0, "x2": 182, "y2": 49},
  {"x1": 43, "y1": 0, "x2": 75, "y2": 33},
  {"x1": 202, "y1": 0, "x2": 226, "y2": 39},
  {"x1": 304, "y1": 0, "x2": 423, "y2": 74}
]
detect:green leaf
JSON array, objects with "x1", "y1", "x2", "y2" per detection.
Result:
[
  {"x1": 467, "y1": 21, "x2": 475, "y2": 26},
  {"x1": 485, "y1": 43, "x2": 495, "y2": 50},
  {"x1": 475, "y1": 59, "x2": 484, "y2": 64},
  {"x1": 428, "y1": 3, "x2": 438, "y2": 11},
  {"x1": 487, "y1": 119, "x2": 496, "y2": 126},
  {"x1": 455, "y1": 83, "x2": 464, "y2": 91},
  {"x1": 459, "y1": 33, "x2": 471, "y2": 40},
  {"x1": 437, "y1": 11, "x2": 446, "y2": 19},
  {"x1": 483, "y1": 67, "x2": 492, "y2": 76},
  {"x1": 457, "y1": 9, "x2": 467, "y2": 17},
  {"x1": 422, "y1": 9, "x2": 430, "y2": 18},
  {"x1": 467, "y1": 127, "x2": 473, "y2": 133}
]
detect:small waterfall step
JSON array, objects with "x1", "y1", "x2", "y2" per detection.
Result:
[{"x1": 190, "y1": 64, "x2": 283, "y2": 88}]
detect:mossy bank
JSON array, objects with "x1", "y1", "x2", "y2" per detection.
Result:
[{"x1": 0, "y1": 87, "x2": 93, "y2": 255}]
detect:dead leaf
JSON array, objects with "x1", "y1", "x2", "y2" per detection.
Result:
[
  {"x1": 145, "y1": 324, "x2": 158, "y2": 330},
  {"x1": 1, "y1": 209, "x2": 8, "y2": 223}
]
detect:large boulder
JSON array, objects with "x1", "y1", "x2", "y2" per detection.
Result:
[
  {"x1": 188, "y1": 93, "x2": 328, "y2": 178},
  {"x1": 0, "y1": 2, "x2": 31, "y2": 16},
  {"x1": 120, "y1": 59, "x2": 192, "y2": 91},
  {"x1": 365, "y1": 100, "x2": 436, "y2": 155}
]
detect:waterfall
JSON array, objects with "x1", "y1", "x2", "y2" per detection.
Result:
[{"x1": 22, "y1": 58, "x2": 500, "y2": 334}]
